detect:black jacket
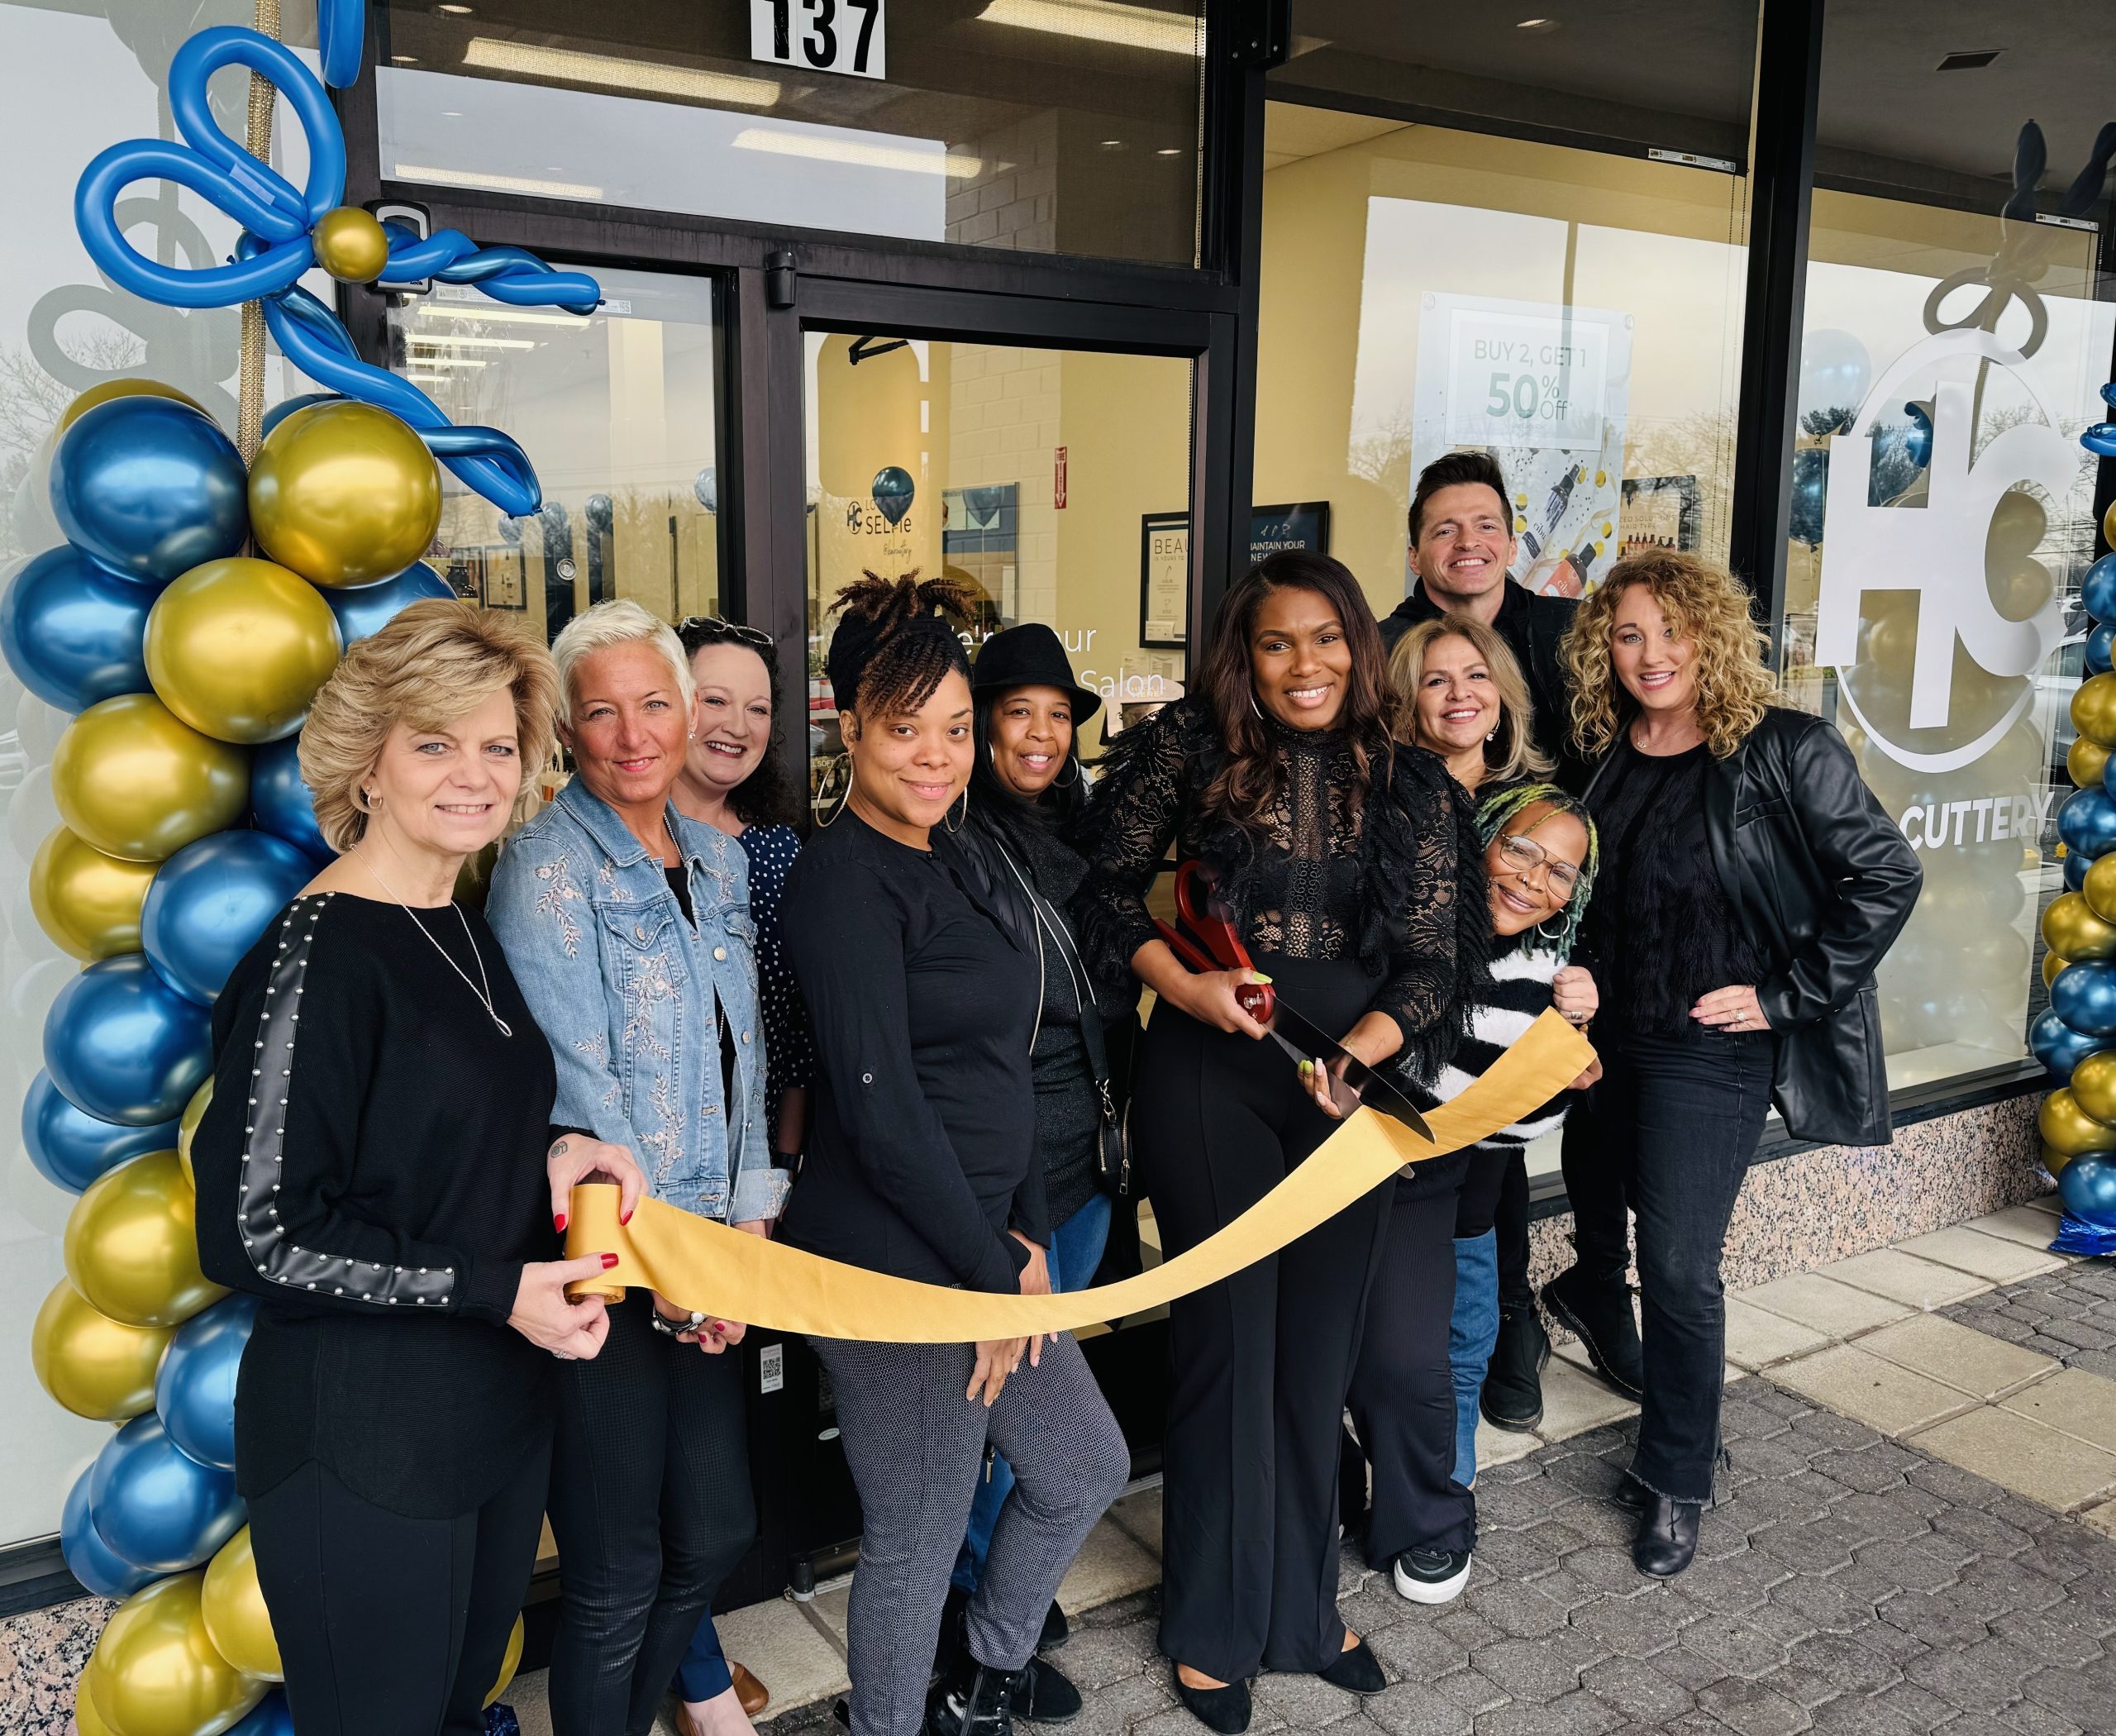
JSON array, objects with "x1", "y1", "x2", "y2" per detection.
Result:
[
  {"x1": 1587, "y1": 707, "x2": 1922, "y2": 1147},
  {"x1": 1380, "y1": 579, "x2": 1585, "y2": 790}
]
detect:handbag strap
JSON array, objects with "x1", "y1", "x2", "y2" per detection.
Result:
[{"x1": 994, "y1": 837, "x2": 1117, "y2": 1102}]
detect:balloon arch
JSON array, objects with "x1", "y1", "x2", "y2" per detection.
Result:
[{"x1": 7, "y1": 1, "x2": 597, "y2": 1730}]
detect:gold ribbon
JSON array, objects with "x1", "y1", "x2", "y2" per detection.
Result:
[{"x1": 565, "y1": 1010, "x2": 1594, "y2": 1343}]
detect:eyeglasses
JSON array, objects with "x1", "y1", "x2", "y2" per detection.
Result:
[
  {"x1": 1494, "y1": 831, "x2": 1581, "y2": 898},
  {"x1": 677, "y1": 615, "x2": 774, "y2": 650}
]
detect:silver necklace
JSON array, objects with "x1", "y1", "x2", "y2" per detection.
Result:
[{"x1": 357, "y1": 851, "x2": 512, "y2": 1037}]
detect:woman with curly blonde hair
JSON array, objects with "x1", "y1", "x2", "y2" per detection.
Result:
[{"x1": 1546, "y1": 551, "x2": 1919, "y2": 1581}]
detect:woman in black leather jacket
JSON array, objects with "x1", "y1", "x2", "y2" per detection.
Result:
[{"x1": 1545, "y1": 550, "x2": 1919, "y2": 1581}]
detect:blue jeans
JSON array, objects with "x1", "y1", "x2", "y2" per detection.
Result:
[
  {"x1": 1447, "y1": 1231, "x2": 1499, "y2": 1489},
  {"x1": 951, "y1": 1193, "x2": 1115, "y2": 1593},
  {"x1": 674, "y1": 1613, "x2": 732, "y2": 1704}
]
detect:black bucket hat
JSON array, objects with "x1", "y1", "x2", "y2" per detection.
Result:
[{"x1": 970, "y1": 622, "x2": 1102, "y2": 723}]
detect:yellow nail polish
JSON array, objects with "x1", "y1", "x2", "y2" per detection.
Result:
[{"x1": 1252, "y1": 972, "x2": 1274, "y2": 984}]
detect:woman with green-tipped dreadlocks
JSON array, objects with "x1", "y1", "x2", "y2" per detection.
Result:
[{"x1": 1346, "y1": 782, "x2": 1601, "y2": 1608}]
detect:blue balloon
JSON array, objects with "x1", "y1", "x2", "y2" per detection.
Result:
[
  {"x1": 2059, "y1": 1150, "x2": 2116, "y2": 1227},
  {"x1": 60, "y1": 1463, "x2": 155, "y2": 1600},
  {"x1": 1901, "y1": 402, "x2": 1933, "y2": 470},
  {"x1": 142, "y1": 830, "x2": 314, "y2": 1004},
  {"x1": 323, "y1": 560, "x2": 454, "y2": 647},
  {"x1": 2084, "y1": 553, "x2": 2116, "y2": 627},
  {"x1": 2060, "y1": 787, "x2": 2116, "y2": 859},
  {"x1": 0, "y1": 544, "x2": 158, "y2": 712},
  {"x1": 250, "y1": 737, "x2": 331, "y2": 861},
  {"x1": 155, "y1": 1295, "x2": 256, "y2": 1471},
  {"x1": 50, "y1": 397, "x2": 247, "y2": 585},
  {"x1": 21, "y1": 1069, "x2": 178, "y2": 1194},
  {"x1": 88, "y1": 1411, "x2": 243, "y2": 1573},
  {"x1": 871, "y1": 465, "x2": 915, "y2": 527},
  {"x1": 693, "y1": 466, "x2": 717, "y2": 513},
  {"x1": 2090, "y1": 623, "x2": 2116, "y2": 680},
  {"x1": 1788, "y1": 446, "x2": 1829, "y2": 548},
  {"x1": 44, "y1": 952, "x2": 212, "y2": 1125},
  {"x1": 260, "y1": 392, "x2": 339, "y2": 441},
  {"x1": 2031, "y1": 1008, "x2": 2108, "y2": 1081},
  {"x1": 2054, "y1": 961, "x2": 2116, "y2": 1038},
  {"x1": 2067, "y1": 850, "x2": 2091, "y2": 892},
  {"x1": 226, "y1": 1691, "x2": 295, "y2": 1736}
]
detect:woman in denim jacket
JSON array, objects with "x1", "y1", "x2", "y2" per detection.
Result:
[{"x1": 488, "y1": 599, "x2": 789, "y2": 1736}]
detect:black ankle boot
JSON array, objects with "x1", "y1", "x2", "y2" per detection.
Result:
[
  {"x1": 927, "y1": 1656, "x2": 1029, "y2": 1736},
  {"x1": 1632, "y1": 1495, "x2": 1701, "y2": 1577},
  {"x1": 1480, "y1": 1304, "x2": 1551, "y2": 1432},
  {"x1": 1019, "y1": 1657, "x2": 1082, "y2": 1724},
  {"x1": 1173, "y1": 1670, "x2": 1251, "y2": 1735},
  {"x1": 1542, "y1": 1267, "x2": 1644, "y2": 1402},
  {"x1": 1038, "y1": 1600, "x2": 1070, "y2": 1653},
  {"x1": 933, "y1": 1583, "x2": 972, "y2": 1676}
]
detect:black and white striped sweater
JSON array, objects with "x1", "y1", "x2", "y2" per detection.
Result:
[{"x1": 1402, "y1": 938, "x2": 1574, "y2": 1160}]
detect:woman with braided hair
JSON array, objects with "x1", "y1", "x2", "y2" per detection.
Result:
[{"x1": 779, "y1": 574, "x2": 1131, "y2": 1736}]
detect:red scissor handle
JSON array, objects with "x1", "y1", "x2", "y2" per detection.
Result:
[{"x1": 1153, "y1": 861, "x2": 1273, "y2": 1023}]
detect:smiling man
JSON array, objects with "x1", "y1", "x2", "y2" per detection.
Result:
[{"x1": 1379, "y1": 451, "x2": 1581, "y2": 789}]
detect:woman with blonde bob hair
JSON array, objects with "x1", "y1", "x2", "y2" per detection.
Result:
[
  {"x1": 192, "y1": 599, "x2": 624, "y2": 1736},
  {"x1": 1388, "y1": 613, "x2": 1552, "y2": 794},
  {"x1": 1546, "y1": 551, "x2": 1918, "y2": 1581}
]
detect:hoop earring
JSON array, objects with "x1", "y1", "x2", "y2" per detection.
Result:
[
  {"x1": 1534, "y1": 913, "x2": 1570, "y2": 944},
  {"x1": 1249, "y1": 689, "x2": 1264, "y2": 721},
  {"x1": 943, "y1": 787, "x2": 970, "y2": 832},
  {"x1": 1053, "y1": 756, "x2": 1083, "y2": 789},
  {"x1": 814, "y1": 754, "x2": 854, "y2": 827}
]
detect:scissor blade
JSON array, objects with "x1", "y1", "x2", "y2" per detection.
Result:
[{"x1": 1269, "y1": 996, "x2": 1434, "y2": 1140}]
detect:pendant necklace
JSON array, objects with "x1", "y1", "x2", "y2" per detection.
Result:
[{"x1": 357, "y1": 849, "x2": 513, "y2": 1037}]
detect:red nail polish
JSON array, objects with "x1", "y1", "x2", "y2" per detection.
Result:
[
  {"x1": 620, "y1": 1209, "x2": 633, "y2": 1226},
  {"x1": 554, "y1": 1213, "x2": 568, "y2": 1233},
  {"x1": 601, "y1": 1252, "x2": 619, "y2": 1270}
]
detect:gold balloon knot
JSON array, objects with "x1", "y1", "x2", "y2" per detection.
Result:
[{"x1": 313, "y1": 206, "x2": 390, "y2": 284}]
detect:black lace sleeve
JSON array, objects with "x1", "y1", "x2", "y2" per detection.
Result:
[
  {"x1": 1371, "y1": 751, "x2": 1492, "y2": 1087},
  {"x1": 1070, "y1": 699, "x2": 1208, "y2": 993}
]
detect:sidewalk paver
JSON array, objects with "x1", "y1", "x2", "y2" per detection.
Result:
[
  {"x1": 1723, "y1": 1295, "x2": 1831, "y2": 1371},
  {"x1": 1739, "y1": 1271, "x2": 1914, "y2": 1338},
  {"x1": 1955, "y1": 1204, "x2": 2070, "y2": 1253},
  {"x1": 1910, "y1": 1405, "x2": 2116, "y2": 1511},
  {"x1": 1890, "y1": 1224, "x2": 2067, "y2": 1284},
  {"x1": 1855, "y1": 1313, "x2": 2059, "y2": 1400},
  {"x1": 1815, "y1": 1247, "x2": 1992, "y2": 1311},
  {"x1": 1999, "y1": 1365, "x2": 2116, "y2": 1454},
  {"x1": 1769, "y1": 1343, "x2": 1976, "y2": 1438}
]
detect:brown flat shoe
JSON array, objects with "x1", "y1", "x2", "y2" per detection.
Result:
[{"x1": 732, "y1": 1662, "x2": 771, "y2": 1718}]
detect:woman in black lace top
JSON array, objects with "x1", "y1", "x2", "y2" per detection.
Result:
[{"x1": 1074, "y1": 551, "x2": 1482, "y2": 1730}]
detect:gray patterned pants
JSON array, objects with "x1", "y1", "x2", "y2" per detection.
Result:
[{"x1": 812, "y1": 1333, "x2": 1132, "y2": 1736}]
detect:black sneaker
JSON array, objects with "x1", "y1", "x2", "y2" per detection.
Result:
[
  {"x1": 1391, "y1": 1547, "x2": 1472, "y2": 1605},
  {"x1": 1019, "y1": 1657, "x2": 1081, "y2": 1725},
  {"x1": 926, "y1": 1656, "x2": 1028, "y2": 1736},
  {"x1": 1480, "y1": 1304, "x2": 1551, "y2": 1432},
  {"x1": 1542, "y1": 1267, "x2": 1644, "y2": 1402}
]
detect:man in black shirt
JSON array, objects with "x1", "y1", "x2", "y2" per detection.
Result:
[{"x1": 1379, "y1": 451, "x2": 1584, "y2": 791}]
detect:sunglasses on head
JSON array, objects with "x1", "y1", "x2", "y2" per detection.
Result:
[{"x1": 678, "y1": 615, "x2": 775, "y2": 651}]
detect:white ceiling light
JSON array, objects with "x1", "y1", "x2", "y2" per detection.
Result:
[
  {"x1": 391, "y1": 163, "x2": 604, "y2": 199},
  {"x1": 414, "y1": 303, "x2": 596, "y2": 327},
  {"x1": 401, "y1": 355, "x2": 489, "y2": 369},
  {"x1": 462, "y1": 38, "x2": 781, "y2": 107},
  {"x1": 409, "y1": 334, "x2": 538, "y2": 350},
  {"x1": 731, "y1": 128, "x2": 982, "y2": 179},
  {"x1": 976, "y1": 0, "x2": 1197, "y2": 56}
]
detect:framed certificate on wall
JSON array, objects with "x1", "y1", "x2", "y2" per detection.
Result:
[{"x1": 1140, "y1": 512, "x2": 1189, "y2": 648}]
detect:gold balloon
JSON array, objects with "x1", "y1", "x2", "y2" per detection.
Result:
[
  {"x1": 178, "y1": 1076, "x2": 212, "y2": 1190},
  {"x1": 249, "y1": 401, "x2": 441, "y2": 588},
  {"x1": 201, "y1": 1526, "x2": 282, "y2": 1682},
  {"x1": 485, "y1": 1613, "x2": 527, "y2": 1708},
  {"x1": 76, "y1": 1674, "x2": 122, "y2": 1736},
  {"x1": 59, "y1": 379, "x2": 206, "y2": 435},
  {"x1": 2045, "y1": 951, "x2": 2071, "y2": 990},
  {"x1": 85, "y1": 1571, "x2": 267, "y2": 1736},
  {"x1": 30, "y1": 1277, "x2": 170, "y2": 1419},
  {"x1": 2105, "y1": 498, "x2": 2116, "y2": 552},
  {"x1": 29, "y1": 824, "x2": 156, "y2": 959},
  {"x1": 2074, "y1": 673, "x2": 2116, "y2": 750},
  {"x1": 64, "y1": 1150, "x2": 226, "y2": 1328},
  {"x1": 52, "y1": 694, "x2": 249, "y2": 863},
  {"x1": 2044, "y1": 1142, "x2": 2072, "y2": 1178},
  {"x1": 2042, "y1": 892, "x2": 2116, "y2": 964},
  {"x1": 313, "y1": 205, "x2": 390, "y2": 283},
  {"x1": 2040, "y1": 1088, "x2": 2116, "y2": 1157},
  {"x1": 2073, "y1": 1051, "x2": 2116, "y2": 1125},
  {"x1": 2085, "y1": 853, "x2": 2116, "y2": 928},
  {"x1": 145, "y1": 558, "x2": 343, "y2": 744},
  {"x1": 2071, "y1": 737, "x2": 2112, "y2": 790}
]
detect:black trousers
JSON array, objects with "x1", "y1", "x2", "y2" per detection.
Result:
[
  {"x1": 1133, "y1": 956, "x2": 1394, "y2": 1683},
  {"x1": 250, "y1": 1442, "x2": 549, "y2": 1736},
  {"x1": 1346, "y1": 1150, "x2": 1473, "y2": 1562},
  {"x1": 1456, "y1": 1147, "x2": 1532, "y2": 1310},
  {"x1": 1559, "y1": 1026, "x2": 1775, "y2": 1502},
  {"x1": 546, "y1": 1295, "x2": 756, "y2": 1736}
]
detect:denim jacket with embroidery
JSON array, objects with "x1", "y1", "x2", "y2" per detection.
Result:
[{"x1": 485, "y1": 779, "x2": 787, "y2": 1223}]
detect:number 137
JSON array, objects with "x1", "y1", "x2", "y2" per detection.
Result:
[{"x1": 766, "y1": 0, "x2": 881, "y2": 74}]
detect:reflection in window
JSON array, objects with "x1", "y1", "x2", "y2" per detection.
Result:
[{"x1": 386, "y1": 269, "x2": 722, "y2": 644}]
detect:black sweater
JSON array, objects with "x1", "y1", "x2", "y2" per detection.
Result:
[
  {"x1": 779, "y1": 810, "x2": 1044, "y2": 1294},
  {"x1": 193, "y1": 893, "x2": 558, "y2": 1517}
]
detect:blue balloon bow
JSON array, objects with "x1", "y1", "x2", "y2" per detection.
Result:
[{"x1": 72, "y1": 22, "x2": 599, "y2": 518}]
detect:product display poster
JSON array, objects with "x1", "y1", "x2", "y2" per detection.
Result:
[{"x1": 1409, "y1": 292, "x2": 1633, "y2": 599}]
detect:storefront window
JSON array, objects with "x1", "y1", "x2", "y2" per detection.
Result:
[
  {"x1": 379, "y1": 0, "x2": 1204, "y2": 267},
  {"x1": 386, "y1": 265, "x2": 724, "y2": 644},
  {"x1": 1785, "y1": 9, "x2": 2116, "y2": 1092},
  {"x1": 803, "y1": 332, "x2": 1194, "y2": 782},
  {"x1": 0, "y1": 0, "x2": 324, "y2": 1551}
]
